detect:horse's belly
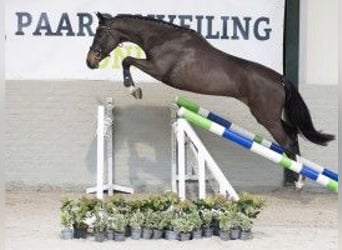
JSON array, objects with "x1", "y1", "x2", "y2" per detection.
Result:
[{"x1": 168, "y1": 65, "x2": 239, "y2": 97}]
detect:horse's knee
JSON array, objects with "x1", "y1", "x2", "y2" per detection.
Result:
[{"x1": 122, "y1": 56, "x2": 134, "y2": 68}]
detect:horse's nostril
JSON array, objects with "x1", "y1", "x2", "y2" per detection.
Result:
[{"x1": 86, "y1": 58, "x2": 96, "y2": 69}]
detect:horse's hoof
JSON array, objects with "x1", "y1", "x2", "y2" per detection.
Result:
[
  {"x1": 136, "y1": 87, "x2": 143, "y2": 99},
  {"x1": 294, "y1": 181, "x2": 304, "y2": 191},
  {"x1": 129, "y1": 86, "x2": 142, "y2": 99}
]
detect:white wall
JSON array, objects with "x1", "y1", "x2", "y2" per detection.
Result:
[{"x1": 299, "y1": 0, "x2": 338, "y2": 85}]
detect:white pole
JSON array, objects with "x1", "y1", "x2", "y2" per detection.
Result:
[
  {"x1": 171, "y1": 122, "x2": 178, "y2": 193},
  {"x1": 176, "y1": 123, "x2": 186, "y2": 200},
  {"x1": 96, "y1": 106, "x2": 105, "y2": 200},
  {"x1": 179, "y1": 119, "x2": 239, "y2": 201},
  {"x1": 106, "y1": 98, "x2": 114, "y2": 196},
  {"x1": 198, "y1": 151, "x2": 206, "y2": 199}
]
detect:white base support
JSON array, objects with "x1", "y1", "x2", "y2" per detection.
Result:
[
  {"x1": 86, "y1": 184, "x2": 134, "y2": 195},
  {"x1": 171, "y1": 115, "x2": 239, "y2": 201},
  {"x1": 86, "y1": 98, "x2": 134, "y2": 199}
]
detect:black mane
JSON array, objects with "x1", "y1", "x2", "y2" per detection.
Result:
[{"x1": 113, "y1": 14, "x2": 197, "y2": 33}]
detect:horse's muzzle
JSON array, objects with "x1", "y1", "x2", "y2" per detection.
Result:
[{"x1": 86, "y1": 50, "x2": 100, "y2": 69}]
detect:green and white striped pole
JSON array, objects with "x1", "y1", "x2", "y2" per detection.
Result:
[
  {"x1": 177, "y1": 107, "x2": 338, "y2": 192},
  {"x1": 175, "y1": 96, "x2": 338, "y2": 182}
]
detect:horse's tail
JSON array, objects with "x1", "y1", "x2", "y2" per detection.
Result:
[{"x1": 283, "y1": 80, "x2": 335, "y2": 146}]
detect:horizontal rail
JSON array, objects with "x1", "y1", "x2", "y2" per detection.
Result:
[
  {"x1": 175, "y1": 96, "x2": 338, "y2": 182},
  {"x1": 177, "y1": 107, "x2": 338, "y2": 193}
]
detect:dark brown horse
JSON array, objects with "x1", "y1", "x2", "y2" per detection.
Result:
[{"x1": 86, "y1": 12, "x2": 334, "y2": 189}]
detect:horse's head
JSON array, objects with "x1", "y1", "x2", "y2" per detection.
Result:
[{"x1": 86, "y1": 12, "x2": 120, "y2": 69}]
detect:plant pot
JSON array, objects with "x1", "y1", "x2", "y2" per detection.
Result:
[
  {"x1": 142, "y1": 228, "x2": 153, "y2": 239},
  {"x1": 125, "y1": 226, "x2": 131, "y2": 237},
  {"x1": 130, "y1": 228, "x2": 142, "y2": 240},
  {"x1": 191, "y1": 229, "x2": 203, "y2": 240},
  {"x1": 230, "y1": 228, "x2": 241, "y2": 240},
  {"x1": 240, "y1": 230, "x2": 253, "y2": 240},
  {"x1": 165, "y1": 230, "x2": 178, "y2": 240},
  {"x1": 73, "y1": 226, "x2": 88, "y2": 239},
  {"x1": 152, "y1": 229, "x2": 164, "y2": 239},
  {"x1": 60, "y1": 228, "x2": 73, "y2": 240},
  {"x1": 94, "y1": 232, "x2": 107, "y2": 242},
  {"x1": 203, "y1": 227, "x2": 213, "y2": 238},
  {"x1": 212, "y1": 219, "x2": 220, "y2": 236},
  {"x1": 114, "y1": 232, "x2": 126, "y2": 242},
  {"x1": 179, "y1": 232, "x2": 191, "y2": 241},
  {"x1": 219, "y1": 230, "x2": 231, "y2": 241},
  {"x1": 106, "y1": 229, "x2": 114, "y2": 240}
]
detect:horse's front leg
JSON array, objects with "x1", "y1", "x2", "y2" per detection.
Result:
[
  {"x1": 122, "y1": 56, "x2": 163, "y2": 99},
  {"x1": 122, "y1": 56, "x2": 142, "y2": 99}
]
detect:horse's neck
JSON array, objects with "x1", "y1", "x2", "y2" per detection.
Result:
[{"x1": 113, "y1": 18, "x2": 160, "y2": 51}]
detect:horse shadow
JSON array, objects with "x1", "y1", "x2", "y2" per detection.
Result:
[
  {"x1": 111, "y1": 105, "x2": 171, "y2": 191},
  {"x1": 86, "y1": 101, "x2": 283, "y2": 193}
]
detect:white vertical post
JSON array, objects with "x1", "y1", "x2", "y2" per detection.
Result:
[
  {"x1": 177, "y1": 125, "x2": 186, "y2": 200},
  {"x1": 106, "y1": 98, "x2": 114, "y2": 196},
  {"x1": 171, "y1": 122, "x2": 178, "y2": 193},
  {"x1": 198, "y1": 151, "x2": 206, "y2": 199},
  {"x1": 96, "y1": 106, "x2": 105, "y2": 200},
  {"x1": 107, "y1": 130, "x2": 113, "y2": 196}
]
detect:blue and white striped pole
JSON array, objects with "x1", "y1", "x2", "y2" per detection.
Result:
[
  {"x1": 175, "y1": 96, "x2": 338, "y2": 182},
  {"x1": 177, "y1": 107, "x2": 338, "y2": 192},
  {"x1": 175, "y1": 96, "x2": 284, "y2": 153}
]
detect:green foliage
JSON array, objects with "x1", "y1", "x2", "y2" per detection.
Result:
[
  {"x1": 239, "y1": 213, "x2": 253, "y2": 232},
  {"x1": 160, "y1": 210, "x2": 177, "y2": 231},
  {"x1": 200, "y1": 209, "x2": 213, "y2": 228},
  {"x1": 218, "y1": 211, "x2": 240, "y2": 232},
  {"x1": 173, "y1": 199, "x2": 197, "y2": 213},
  {"x1": 142, "y1": 209, "x2": 155, "y2": 229},
  {"x1": 71, "y1": 198, "x2": 94, "y2": 228},
  {"x1": 186, "y1": 211, "x2": 202, "y2": 230},
  {"x1": 129, "y1": 210, "x2": 145, "y2": 229},
  {"x1": 93, "y1": 208, "x2": 108, "y2": 233},
  {"x1": 59, "y1": 192, "x2": 263, "y2": 234},
  {"x1": 108, "y1": 213, "x2": 128, "y2": 233},
  {"x1": 128, "y1": 192, "x2": 180, "y2": 212},
  {"x1": 150, "y1": 211, "x2": 168, "y2": 230},
  {"x1": 105, "y1": 195, "x2": 130, "y2": 215},
  {"x1": 172, "y1": 215, "x2": 194, "y2": 233},
  {"x1": 236, "y1": 192, "x2": 265, "y2": 218},
  {"x1": 60, "y1": 197, "x2": 74, "y2": 228},
  {"x1": 194, "y1": 195, "x2": 233, "y2": 212}
]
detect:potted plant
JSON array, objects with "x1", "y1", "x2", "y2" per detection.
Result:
[
  {"x1": 218, "y1": 212, "x2": 233, "y2": 241},
  {"x1": 187, "y1": 211, "x2": 202, "y2": 239},
  {"x1": 239, "y1": 213, "x2": 253, "y2": 240},
  {"x1": 129, "y1": 210, "x2": 144, "y2": 240},
  {"x1": 237, "y1": 192, "x2": 265, "y2": 219},
  {"x1": 71, "y1": 198, "x2": 91, "y2": 239},
  {"x1": 93, "y1": 209, "x2": 108, "y2": 242},
  {"x1": 229, "y1": 212, "x2": 242, "y2": 240},
  {"x1": 172, "y1": 214, "x2": 194, "y2": 241},
  {"x1": 200, "y1": 209, "x2": 213, "y2": 237},
  {"x1": 211, "y1": 209, "x2": 221, "y2": 236},
  {"x1": 151, "y1": 211, "x2": 168, "y2": 239},
  {"x1": 108, "y1": 213, "x2": 128, "y2": 241},
  {"x1": 59, "y1": 198, "x2": 74, "y2": 240},
  {"x1": 163, "y1": 210, "x2": 178, "y2": 240},
  {"x1": 141, "y1": 209, "x2": 154, "y2": 239}
]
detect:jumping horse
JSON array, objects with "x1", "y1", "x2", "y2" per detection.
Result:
[{"x1": 86, "y1": 12, "x2": 334, "y2": 189}]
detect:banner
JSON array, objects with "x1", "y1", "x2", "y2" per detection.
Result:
[{"x1": 5, "y1": 0, "x2": 285, "y2": 81}]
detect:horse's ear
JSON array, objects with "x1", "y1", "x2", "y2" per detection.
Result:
[{"x1": 96, "y1": 12, "x2": 105, "y2": 23}]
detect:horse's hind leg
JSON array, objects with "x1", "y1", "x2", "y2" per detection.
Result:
[
  {"x1": 251, "y1": 109, "x2": 303, "y2": 189},
  {"x1": 280, "y1": 121, "x2": 305, "y2": 189}
]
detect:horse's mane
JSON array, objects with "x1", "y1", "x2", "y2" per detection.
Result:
[{"x1": 113, "y1": 14, "x2": 198, "y2": 34}]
